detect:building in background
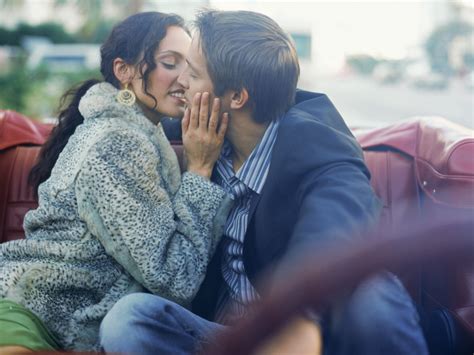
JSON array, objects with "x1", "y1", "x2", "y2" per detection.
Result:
[{"x1": 24, "y1": 37, "x2": 100, "y2": 71}]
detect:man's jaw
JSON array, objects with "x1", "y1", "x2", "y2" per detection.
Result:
[{"x1": 182, "y1": 93, "x2": 192, "y2": 109}]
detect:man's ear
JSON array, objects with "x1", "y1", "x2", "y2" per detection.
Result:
[
  {"x1": 229, "y1": 88, "x2": 249, "y2": 110},
  {"x1": 113, "y1": 58, "x2": 135, "y2": 88}
]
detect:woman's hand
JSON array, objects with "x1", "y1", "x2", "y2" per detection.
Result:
[{"x1": 182, "y1": 92, "x2": 228, "y2": 179}]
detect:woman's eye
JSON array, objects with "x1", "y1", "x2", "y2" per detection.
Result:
[{"x1": 162, "y1": 62, "x2": 176, "y2": 69}]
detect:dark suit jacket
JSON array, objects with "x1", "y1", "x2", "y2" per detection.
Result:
[{"x1": 163, "y1": 90, "x2": 381, "y2": 321}]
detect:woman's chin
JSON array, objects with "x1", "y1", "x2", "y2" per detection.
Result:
[{"x1": 163, "y1": 107, "x2": 185, "y2": 119}]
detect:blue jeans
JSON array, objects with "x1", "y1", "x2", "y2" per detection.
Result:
[{"x1": 100, "y1": 272, "x2": 428, "y2": 355}]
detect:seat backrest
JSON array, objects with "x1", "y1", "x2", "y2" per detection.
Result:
[
  {"x1": 0, "y1": 111, "x2": 52, "y2": 243},
  {"x1": 0, "y1": 146, "x2": 42, "y2": 243},
  {"x1": 356, "y1": 117, "x2": 474, "y2": 234}
]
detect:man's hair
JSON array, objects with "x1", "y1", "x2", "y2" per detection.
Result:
[{"x1": 195, "y1": 10, "x2": 300, "y2": 123}]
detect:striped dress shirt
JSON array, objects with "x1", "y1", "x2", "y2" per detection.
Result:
[{"x1": 214, "y1": 119, "x2": 280, "y2": 323}]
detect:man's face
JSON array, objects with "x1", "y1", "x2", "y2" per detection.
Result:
[{"x1": 177, "y1": 36, "x2": 218, "y2": 109}]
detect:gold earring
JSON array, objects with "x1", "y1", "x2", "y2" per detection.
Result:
[{"x1": 117, "y1": 83, "x2": 136, "y2": 106}]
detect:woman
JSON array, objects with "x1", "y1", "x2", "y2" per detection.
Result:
[{"x1": 0, "y1": 12, "x2": 230, "y2": 352}]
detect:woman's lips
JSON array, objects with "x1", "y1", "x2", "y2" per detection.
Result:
[{"x1": 169, "y1": 92, "x2": 186, "y2": 104}]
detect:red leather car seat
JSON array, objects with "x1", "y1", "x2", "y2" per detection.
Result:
[
  {"x1": 0, "y1": 110, "x2": 52, "y2": 243},
  {"x1": 355, "y1": 117, "x2": 474, "y2": 355}
]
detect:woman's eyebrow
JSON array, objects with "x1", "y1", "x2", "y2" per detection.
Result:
[{"x1": 156, "y1": 50, "x2": 184, "y2": 58}]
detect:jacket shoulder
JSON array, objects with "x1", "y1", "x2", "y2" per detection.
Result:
[
  {"x1": 283, "y1": 91, "x2": 351, "y2": 135},
  {"x1": 276, "y1": 92, "x2": 363, "y2": 166}
]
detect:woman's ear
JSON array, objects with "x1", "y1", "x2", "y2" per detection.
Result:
[
  {"x1": 229, "y1": 88, "x2": 249, "y2": 110},
  {"x1": 113, "y1": 58, "x2": 135, "y2": 87}
]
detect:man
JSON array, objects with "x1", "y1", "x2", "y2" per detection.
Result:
[{"x1": 100, "y1": 10, "x2": 428, "y2": 354}]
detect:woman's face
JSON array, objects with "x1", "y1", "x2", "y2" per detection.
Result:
[{"x1": 131, "y1": 25, "x2": 191, "y2": 121}]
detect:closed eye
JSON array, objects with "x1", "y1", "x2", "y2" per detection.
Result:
[{"x1": 162, "y1": 62, "x2": 176, "y2": 69}]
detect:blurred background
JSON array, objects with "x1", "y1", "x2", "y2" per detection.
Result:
[{"x1": 0, "y1": 0, "x2": 473, "y2": 128}]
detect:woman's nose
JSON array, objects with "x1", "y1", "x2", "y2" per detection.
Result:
[{"x1": 176, "y1": 72, "x2": 188, "y2": 89}]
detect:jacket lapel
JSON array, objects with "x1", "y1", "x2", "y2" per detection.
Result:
[{"x1": 248, "y1": 190, "x2": 262, "y2": 225}]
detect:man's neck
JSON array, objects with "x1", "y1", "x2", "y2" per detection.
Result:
[{"x1": 226, "y1": 112, "x2": 269, "y2": 173}]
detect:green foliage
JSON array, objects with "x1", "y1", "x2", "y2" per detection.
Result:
[
  {"x1": 0, "y1": 20, "x2": 116, "y2": 46},
  {"x1": 0, "y1": 27, "x2": 20, "y2": 45},
  {"x1": 18, "y1": 22, "x2": 76, "y2": 43},
  {"x1": 76, "y1": 20, "x2": 115, "y2": 43},
  {"x1": 0, "y1": 22, "x2": 76, "y2": 45},
  {"x1": 0, "y1": 65, "x2": 30, "y2": 112},
  {"x1": 0, "y1": 64, "x2": 101, "y2": 119},
  {"x1": 425, "y1": 21, "x2": 473, "y2": 75}
]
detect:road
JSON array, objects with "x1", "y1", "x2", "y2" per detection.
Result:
[{"x1": 300, "y1": 75, "x2": 474, "y2": 130}]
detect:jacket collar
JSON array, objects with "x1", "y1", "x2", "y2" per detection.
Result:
[{"x1": 78, "y1": 82, "x2": 157, "y2": 136}]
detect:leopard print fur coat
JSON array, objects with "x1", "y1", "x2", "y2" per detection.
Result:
[{"x1": 0, "y1": 82, "x2": 231, "y2": 351}]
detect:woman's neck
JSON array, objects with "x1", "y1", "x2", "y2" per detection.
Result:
[{"x1": 138, "y1": 101, "x2": 164, "y2": 126}]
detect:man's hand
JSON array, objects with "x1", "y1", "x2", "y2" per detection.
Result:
[
  {"x1": 182, "y1": 92, "x2": 228, "y2": 179},
  {"x1": 253, "y1": 316, "x2": 322, "y2": 355}
]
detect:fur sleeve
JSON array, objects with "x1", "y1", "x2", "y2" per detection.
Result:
[{"x1": 75, "y1": 129, "x2": 231, "y2": 306}]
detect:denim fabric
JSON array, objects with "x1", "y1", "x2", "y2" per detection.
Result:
[
  {"x1": 100, "y1": 272, "x2": 428, "y2": 355},
  {"x1": 323, "y1": 271, "x2": 428, "y2": 355},
  {"x1": 100, "y1": 293, "x2": 224, "y2": 355}
]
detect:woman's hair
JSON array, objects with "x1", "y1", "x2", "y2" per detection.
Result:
[{"x1": 29, "y1": 12, "x2": 188, "y2": 192}]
